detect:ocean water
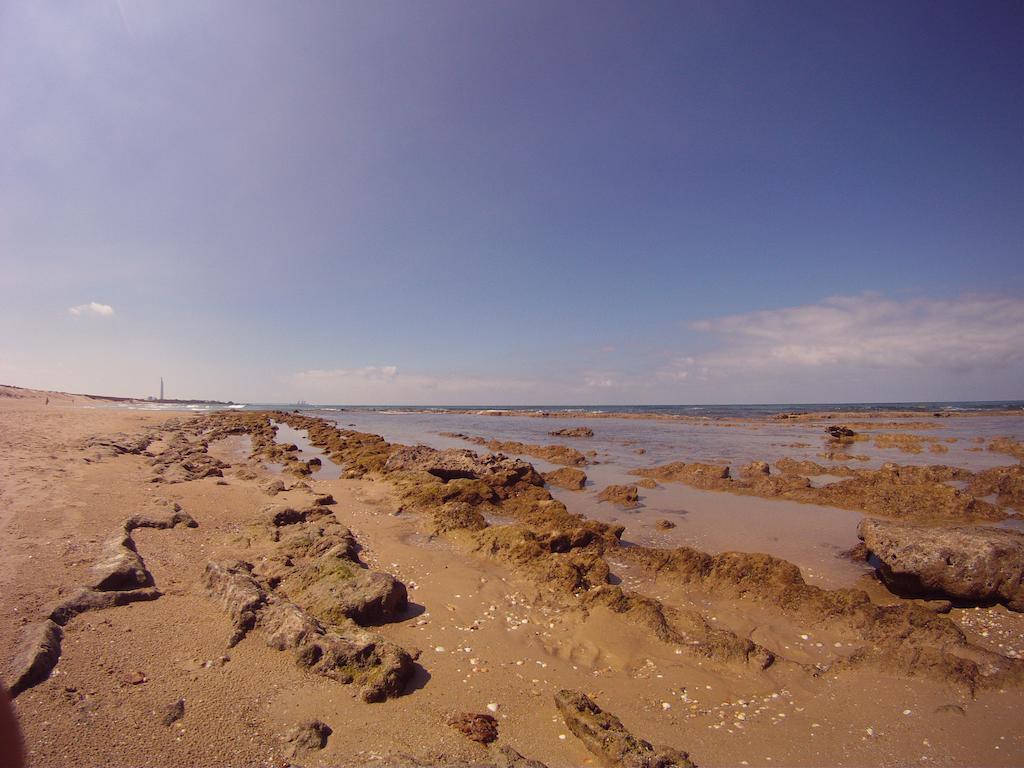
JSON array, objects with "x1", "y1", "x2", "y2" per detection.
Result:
[{"x1": 263, "y1": 400, "x2": 1024, "y2": 418}]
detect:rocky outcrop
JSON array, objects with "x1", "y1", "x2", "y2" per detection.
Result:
[
  {"x1": 6, "y1": 620, "x2": 63, "y2": 698},
  {"x1": 619, "y1": 542, "x2": 1024, "y2": 691},
  {"x1": 202, "y1": 560, "x2": 414, "y2": 702},
  {"x1": 384, "y1": 446, "x2": 544, "y2": 492},
  {"x1": 989, "y1": 437, "x2": 1024, "y2": 462},
  {"x1": 202, "y1": 560, "x2": 266, "y2": 646},
  {"x1": 267, "y1": 520, "x2": 408, "y2": 626},
  {"x1": 858, "y1": 518, "x2": 1024, "y2": 610},
  {"x1": 631, "y1": 459, "x2": 1003, "y2": 522},
  {"x1": 597, "y1": 484, "x2": 640, "y2": 509},
  {"x1": 549, "y1": 427, "x2": 594, "y2": 438},
  {"x1": 442, "y1": 435, "x2": 589, "y2": 467},
  {"x1": 554, "y1": 689, "x2": 695, "y2": 768},
  {"x1": 826, "y1": 425, "x2": 857, "y2": 439},
  {"x1": 148, "y1": 432, "x2": 227, "y2": 483},
  {"x1": 543, "y1": 467, "x2": 587, "y2": 491},
  {"x1": 968, "y1": 464, "x2": 1024, "y2": 509},
  {"x1": 631, "y1": 462, "x2": 730, "y2": 490}
]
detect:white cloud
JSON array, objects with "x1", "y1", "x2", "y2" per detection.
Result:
[
  {"x1": 583, "y1": 372, "x2": 617, "y2": 389},
  {"x1": 685, "y1": 293, "x2": 1024, "y2": 374},
  {"x1": 68, "y1": 301, "x2": 114, "y2": 317}
]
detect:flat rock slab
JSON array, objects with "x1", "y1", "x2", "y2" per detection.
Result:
[{"x1": 859, "y1": 518, "x2": 1024, "y2": 610}]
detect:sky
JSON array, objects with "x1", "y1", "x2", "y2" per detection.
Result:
[{"x1": 1, "y1": 0, "x2": 1022, "y2": 405}]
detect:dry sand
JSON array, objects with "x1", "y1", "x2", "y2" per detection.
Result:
[{"x1": 2, "y1": 388, "x2": 1023, "y2": 767}]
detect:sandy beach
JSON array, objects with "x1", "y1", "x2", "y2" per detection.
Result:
[{"x1": 2, "y1": 387, "x2": 1023, "y2": 767}]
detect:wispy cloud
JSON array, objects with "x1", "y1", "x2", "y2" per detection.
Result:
[
  {"x1": 68, "y1": 301, "x2": 114, "y2": 317},
  {"x1": 686, "y1": 293, "x2": 1024, "y2": 374},
  {"x1": 288, "y1": 366, "x2": 539, "y2": 403}
]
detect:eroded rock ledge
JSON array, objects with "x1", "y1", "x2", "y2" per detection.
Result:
[
  {"x1": 858, "y1": 518, "x2": 1024, "y2": 611},
  {"x1": 630, "y1": 459, "x2": 1016, "y2": 522},
  {"x1": 202, "y1": 560, "x2": 413, "y2": 702}
]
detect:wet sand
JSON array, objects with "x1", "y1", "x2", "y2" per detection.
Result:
[{"x1": 2, "y1": 390, "x2": 1024, "y2": 767}]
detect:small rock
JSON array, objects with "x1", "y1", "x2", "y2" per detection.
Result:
[
  {"x1": 161, "y1": 698, "x2": 185, "y2": 726},
  {"x1": 282, "y1": 719, "x2": 332, "y2": 756},
  {"x1": 448, "y1": 712, "x2": 499, "y2": 744}
]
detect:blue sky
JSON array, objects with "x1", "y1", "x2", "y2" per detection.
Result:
[{"x1": 1, "y1": 1, "x2": 1022, "y2": 404}]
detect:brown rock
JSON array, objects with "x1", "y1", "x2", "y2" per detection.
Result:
[
  {"x1": 288, "y1": 566, "x2": 408, "y2": 626},
  {"x1": 89, "y1": 531, "x2": 151, "y2": 591},
  {"x1": 654, "y1": 519, "x2": 676, "y2": 530},
  {"x1": 491, "y1": 744, "x2": 549, "y2": 768},
  {"x1": 448, "y1": 712, "x2": 499, "y2": 744},
  {"x1": 597, "y1": 484, "x2": 640, "y2": 509},
  {"x1": 201, "y1": 561, "x2": 266, "y2": 645},
  {"x1": 282, "y1": 719, "x2": 332, "y2": 756},
  {"x1": 48, "y1": 587, "x2": 162, "y2": 627},
  {"x1": 160, "y1": 698, "x2": 185, "y2": 726},
  {"x1": 740, "y1": 460, "x2": 770, "y2": 478},
  {"x1": 543, "y1": 467, "x2": 587, "y2": 491},
  {"x1": 384, "y1": 445, "x2": 545, "y2": 491},
  {"x1": 858, "y1": 518, "x2": 1024, "y2": 610},
  {"x1": 7, "y1": 620, "x2": 63, "y2": 698},
  {"x1": 549, "y1": 427, "x2": 594, "y2": 438},
  {"x1": 295, "y1": 626, "x2": 414, "y2": 703},
  {"x1": 554, "y1": 689, "x2": 695, "y2": 768},
  {"x1": 260, "y1": 599, "x2": 325, "y2": 650},
  {"x1": 123, "y1": 507, "x2": 198, "y2": 531},
  {"x1": 262, "y1": 479, "x2": 286, "y2": 496}
]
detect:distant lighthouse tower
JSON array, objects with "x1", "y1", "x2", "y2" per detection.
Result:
[{"x1": 160, "y1": 377, "x2": 164, "y2": 401}]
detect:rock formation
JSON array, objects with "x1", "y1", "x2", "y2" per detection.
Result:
[
  {"x1": 858, "y1": 518, "x2": 1024, "y2": 610},
  {"x1": 554, "y1": 689, "x2": 695, "y2": 768}
]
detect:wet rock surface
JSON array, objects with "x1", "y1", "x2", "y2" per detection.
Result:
[
  {"x1": 632, "y1": 459, "x2": 1006, "y2": 522},
  {"x1": 549, "y1": 426, "x2": 594, "y2": 438},
  {"x1": 554, "y1": 689, "x2": 695, "y2": 768},
  {"x1": 859, "y1": 518, "x2": 1024, "y2": 610},
  {"x1": 543, "y1": 467, "x2": 587, "y2": 491},
  {"x1": 597, "y1": 484, "x2": 640, "y2": 508}
]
